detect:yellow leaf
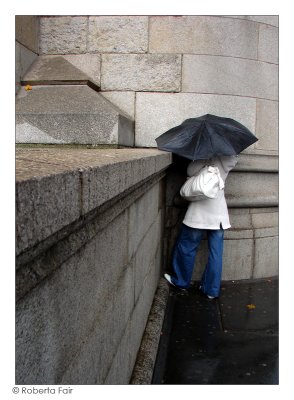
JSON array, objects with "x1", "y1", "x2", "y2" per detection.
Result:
[
  {"x1": 246, "y1": 304, "x2": 256, "y2": 310},
  {"x1": 25, "y1": 85, "x2": 32, "y2": 91}
]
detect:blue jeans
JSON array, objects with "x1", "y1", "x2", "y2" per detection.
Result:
[{"x1": 171, "y1": 224, "x2": 224, "y2": 297}]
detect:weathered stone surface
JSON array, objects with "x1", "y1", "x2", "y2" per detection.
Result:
[
  {"x1": 39, "y1": 16, "x2": 87, "y2": 54},
  {"x1": 226, "y1": 171, "x2": 278, "y2": 207},
  {"x1": 103, "y1": 319, "x2": 134, "y2": 384},
  {"x1": 149, "y1": 16, "x2": 259, "y2": 59},
  {"x1": 234, "y1": 153, "x2": 278, "y2": 172},
  {"x1": 101, "y1": 54, "x2": 181, "y2": 91},
  {"x1": 16, "y1": 148, "x2": 172, "y2": 255},
  {"x1": 62, "y1": 232, "x2": 134, "y2": 384},
  {"x1": 101, "y1": 91, "x2": 135, "y2": 119},
  {"x1": 15, "y1": 147, "x2": 169, "y2": 384},
  {"x1": 223, "y1": 239, "x2": 255, "y2": 280},
  {"x1": 135, "y1": 92, "x2": 256, "y2": 147},
  {"x1": 16, "y1": 160, "x2": 81, "y2": 256},
  {"x1": 258, "y1": 24, "x2": 278, "y2": 64},
  {"x1": 24, "y1": 55, "x2": 101, "y2": 86},
  {"x1": 15, "y1": 15, "x2": 39, "y2": 53},
  {"x1": 16, "y1": 232, "x2": 133, "y2": 384},
  {"x1": 256, "y1": 99, "x2": 278, "y2": 151},
  {"x1": 16, "y1": 148, "x2": 171, "y2": 175},
  {"x1": 105, "y1": 231, "x2": 163, "y2": 384},
  {"x1": 88, "y1": 16, "x2": 148, "y2": 53},
  {"x1": 16, "y1": 85, "x2": 133, "y2": 145},
  {"x1": 19, "y1": 43, "x2": 38, "y2": 74},
  {"x1": 129, "y1": 256, "x2": 160, "y2": 356},
  {"x1": 130, "y1": 278, "x2": 169, "y2": 385},
  {"x1": 134, "y1": 212, "x2": 162, "y2": 302},
  {"x1": 224, "y1": 15, "x2": 279, "y2": 27},
  {"x1": 227, "y1": 209, "x2": 252, "y2": 230},
  {"x1": 80, "y1": 149, "x2": 170, "y2": 215},
  {"x1": 251, "y1": 210, "x2": 278, "y2": 229},
  {"x1": 24, "y1": 55, "x2": 88, "y2": 81},
  {"x1": 16, "y1": 41, "x2": 38, "y2": 93},
  {"x1": 62, "y1": 54, "x2": 101, "y2": 84},
  {"x1": 254, "y1": 236, "x2": 278, "y2": 278},
  {"x1": 182, "y1": 55, "x2": 278, "y2": 100},
  {"x1": 245, "y1": 15, "x2": 279, "y2": 27},
  {"x1": 16, "y1": 42, "x2": 21, "y2": 93},
  {"x1": 16, "y1": 156, "x2": 74, "y2": 182},
  {"x1": 105, "y1": 257, "x2": 160, "y2": 383},
  {"x1": 128, "y1": 184, "x2": 160, "y2": 260}
]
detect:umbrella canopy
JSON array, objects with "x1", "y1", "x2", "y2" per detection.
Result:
[{"x1": 155, "y1": 114, "x2": 258, "y2": 160}]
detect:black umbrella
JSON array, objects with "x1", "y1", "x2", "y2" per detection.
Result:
[{"x1": 155, "y1": 114, "x2": 258, "y2": 160}]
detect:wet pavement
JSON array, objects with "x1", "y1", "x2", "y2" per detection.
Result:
[{"x1": 152, "y1": 278, "x2": 278, "y2": 385}]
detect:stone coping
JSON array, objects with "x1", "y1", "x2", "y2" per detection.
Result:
[
  {"x1": 16, "y1": 148, "x2": 172, "y2": 257},
  {"x1": 16, "y1": 148, "x2": 171, "y2": 180},
  {"x1": 16, "y1": 148, "x2": 277, "y2": 257}
]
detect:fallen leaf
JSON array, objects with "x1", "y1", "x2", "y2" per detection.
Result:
[
  {"x1": 246, "y1": 304, "x2": 256, "y2": 310},
  {"x1": 25, "y1": 85, "x2": 32, "y2": 91}
]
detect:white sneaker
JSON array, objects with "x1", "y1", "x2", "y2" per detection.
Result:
[
  {"x1": 199, "y1": 285, "x2": 215, "y2": 299},
  {"x1": 164, "y1": 273, "x2": 175, "y2": 287},
  {"x1": 164, "y1": 274, "x2": 187, "y2": 291}
]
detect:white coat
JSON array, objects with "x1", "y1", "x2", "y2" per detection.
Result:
[{"x1": 182, "y1": 155, "x2": 238, "y2": 230}]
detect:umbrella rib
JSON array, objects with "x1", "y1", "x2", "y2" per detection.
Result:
[
  {"x1": 193, "y1": 121, "x2": 205, "y2": 160},
  {"x1": 207, "y1": 122, "x2": 215, "y2": 157}
]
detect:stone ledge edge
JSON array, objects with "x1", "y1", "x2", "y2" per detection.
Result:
[
  {"x1": 130, "y1": 278, "x2": 170, "y2": 384},
  {"x1": 16, "y1": 170, "x2": 167, "y2": 301},
  {"x1": 16, "y1": 150, "x2": 172, "y2": 256}
]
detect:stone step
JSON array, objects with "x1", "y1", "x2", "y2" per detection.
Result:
[
  {"x1": 16, "y1": 55, "x2": 134, "y2": 145},
  {"x1": 22, "y1": 55, "x2": 100, "y2": 90},
  {"x1": 16, "y1": 85, "x2": 134, "y2": 145}
]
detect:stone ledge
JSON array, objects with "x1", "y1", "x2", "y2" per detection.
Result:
[
  {"x1": 16, "y1": 85, "x2": 134, "y2": 145},
  {"x1": 23, "y1": 55, "x2": 101, "y2": 88},
  {"x1": 16, "y1": 149, "x2": 172, "y2": 257},
  {"x1": 16, "y1": 171, "x2": 166, "y2": 301}
]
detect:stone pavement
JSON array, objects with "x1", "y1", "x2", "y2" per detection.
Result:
[{"x1": 152, "y1": 278, "x2": 278, "y2": 385}]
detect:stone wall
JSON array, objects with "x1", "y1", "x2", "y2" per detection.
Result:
[
  {"x1": 38, "y1": 15, "x2": 278, "y2": 152},
  {"x1": 15, "y1": 148, "x2": 172, "y2": 384},
  {"x1": 19, "y1": 14, "x2": 279, "y2": 281},
  {"x1": 36, "y1": 18, "x2": 279, "y2": 280},
  {"x1": 15, "y1": 16, "x2": 279, "y2": 386},
  {"x1": 15, "y1": 16, "x2": 39, "y2": 93}
]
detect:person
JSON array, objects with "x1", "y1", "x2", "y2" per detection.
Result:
[{"x1": 164, "y1": 155, "x2": 238, "y2": 299}]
